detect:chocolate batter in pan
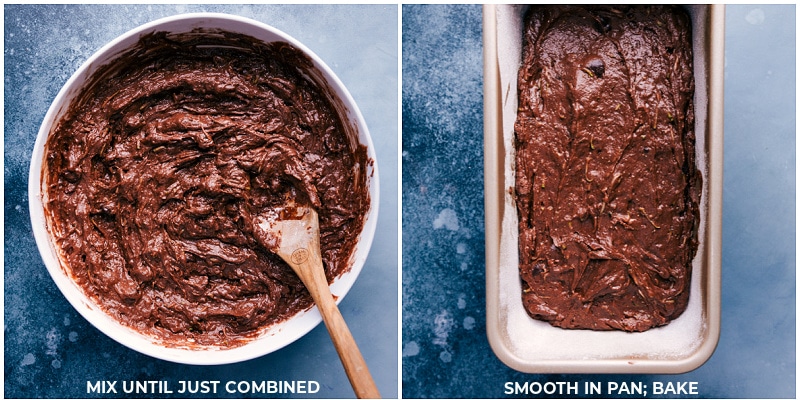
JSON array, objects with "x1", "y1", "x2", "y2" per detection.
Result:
[
  {"x1": 43, "y1": 31, "x2": 370, "y2": 347},
  {"x1": 514, "y1": 5, "x2": 701, "y2": 332}
]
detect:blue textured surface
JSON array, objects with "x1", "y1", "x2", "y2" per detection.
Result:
[
  {"x1": 5, "y1": 4, "x2": 398, "y2": 398},
  {"x1": 401, "y1": 4, "x2": 795, "y2": 398}
]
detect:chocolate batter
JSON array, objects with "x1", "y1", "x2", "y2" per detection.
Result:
[
  {"x1": 514, "y1": 6, "x2": 701, "y2": 332},
  {"x1": 43, "y1": 31, "x2": 371, "y2": 347}
]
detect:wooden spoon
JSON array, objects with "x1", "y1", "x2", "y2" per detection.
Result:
[{"x1": 255, "y1": 204, "x2": 380, "y2": 399}]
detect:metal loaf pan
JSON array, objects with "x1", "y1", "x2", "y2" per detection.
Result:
[{"x1": 483, "y1": 4, "x2": 723, "y2": 374}]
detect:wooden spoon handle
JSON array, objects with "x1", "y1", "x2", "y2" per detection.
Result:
[
  {"x1": 305, "y1": 267, "x2": 381, "y2": 399},
  {"x1": 269, "y1": 207, "x2": 379, "y2": 398}
]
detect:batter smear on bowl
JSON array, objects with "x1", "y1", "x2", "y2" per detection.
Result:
[
  {"x1": 514, "y1": 5, "x2": 701, "y2": 332},
  {"x1": 43, "y1": 31, "x2": 370, "y2": 347}
]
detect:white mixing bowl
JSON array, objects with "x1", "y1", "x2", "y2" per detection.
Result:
[{"x1": 29, "y1": 12, "x2": 379, "y2": 365}]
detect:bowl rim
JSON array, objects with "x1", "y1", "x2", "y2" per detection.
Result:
[{"x1": 28, "y1": 12, "x2": 380, "y2": 365}]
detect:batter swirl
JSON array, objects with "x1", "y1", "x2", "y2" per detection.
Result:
[
  {"x1": 514, "y1": 6, "x2": 700, "y2": 332},
  {"x1": 43, "y1": 31, "x2": 370, "y2": 347}
]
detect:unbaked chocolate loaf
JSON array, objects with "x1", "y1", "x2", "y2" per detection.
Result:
[{"x1": 514, "y1": 5, "x2": 701, "y2": 332}]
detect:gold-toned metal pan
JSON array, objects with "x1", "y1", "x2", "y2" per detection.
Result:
[{"x1": 483, "y1": 4, "x2": 724, "y2": 374}]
